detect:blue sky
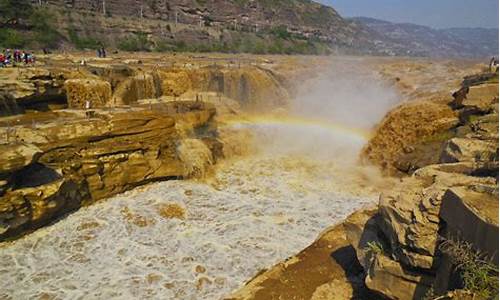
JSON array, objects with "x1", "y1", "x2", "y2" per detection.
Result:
[{"x1": 318, "y1": 0, "x2": 499, "y2": 29}]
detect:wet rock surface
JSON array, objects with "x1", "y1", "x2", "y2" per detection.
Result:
[
  {"x1": 348, "y1": 73, "x2": 499, "y2": 299},
  {"x1": 234, "y1": 70, "x2": 498, "y2": 300},
  {"x1": 0, "y1": 55, "x2": 496, "y2": 299},
  {"x1": 0, "y1": 101, "x2": 220, "y2": 241},
  {"x1": 0, "y1": 54, "x2": 297, "y2": 117},
  {"x1": 227, "y1": 221, "x2": 375, "y2": 300}
]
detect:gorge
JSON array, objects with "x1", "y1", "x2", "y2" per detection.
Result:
[{"x1": 0, "y1": 52, "x2": 497, "y2": 300}]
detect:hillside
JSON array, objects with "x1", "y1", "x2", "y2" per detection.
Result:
[
  {"x1": 0, "y1": 0, "x2": 371, "y2": 55},
  {"x1": 351, "y1": 17, "x2": 499, "y2": 58},
  {"x1": 0, "y1": 1, "x2": 496, "y2": 57}
]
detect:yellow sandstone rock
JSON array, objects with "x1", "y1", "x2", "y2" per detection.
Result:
[{"x1": 65, "y1": 79, "x2": 112, "y2": 109}]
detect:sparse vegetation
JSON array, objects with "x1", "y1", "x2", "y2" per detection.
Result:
[
  {"x1": 365, "y1": 241, "x2": 384, "y2": 255},
  {"x1": 0, "y1": 0, "x2": 33, "y2": 28},
  {"x1": 68, "y1": 28, "x2": 102, "y2": 50},
  {"x1": 150, "y1": 31, "x2": 331, "y2": 55},
  {"x1": 422, "y1": 286, "x2": 436, "y2": 300},
  {"x1": 270, "y1": 25, "x2": 292, "y2": 40},
  {"x1": 0, "y1": 28, "x2": 26, "y2": 48},
  {"x1": 0, "y1": 1, "x2": 60, "y2": 49},
  {"x1": 29, "y1": 8, "x2": 60, "y2": 48},
  {"x1": 0, "y1": 0, "x2": 332, "y2": 54},
  {"x1": 440, "y1": 239, "x2": 499, "y2": 299},
  {"x1": 118, "y1": 32, "x2": 151, "y2": 52}
]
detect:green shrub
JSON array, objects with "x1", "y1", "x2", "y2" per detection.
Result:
[
  {"x1": 440, "y1": 239, "x2": 499, "y2": 299},
  {"x1": 0, "y1": 28, "x2": 26, "y2": 48},
  {"x1": 0, "y1": 0, "x2": 33, "y2": 26},
  {"x1": 117, "y1": 33, "x2": 150, "y2": 52},
  {"x1": 30, "y1": 8, "x2": 60, "y2": 48},
  {"x1": 68, "y1": 28, "x2": 102, "y2": 50},
  {"x1": 365, "y1": 241, "x2": 384, "y2": 255},
  {"x1": 270, "y1": 25, "x2": 291, "y2": 40},
  {"x1": 154, "y1": 40, "x2": 174, "y2": 52}
]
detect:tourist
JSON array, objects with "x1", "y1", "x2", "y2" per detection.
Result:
[
  {"x1": 101, "y1": 47, "x2": 106, "y2": 58},
  {"x1": 85, "y1": 100, "x2": 92, "y2": 118},
  {"x1": 5, "y1": 49, "x2": 11, "y2": 64},
  {"x1": 23, "y1": 51, "x2": 29, "y2": 64},
  {"x1": 490, "y1": 56, "x2": 499, "y2": 73},
  {"x1": 27, "y1": 53, "x2": 34, "y2": 64},
  {"x1": 0, "y1": 53, "x2": 5, "y2": 68},
  {"x1": 97, "y1": 48, "x2": 102, "y2": 58},
  {"x1": 13, "y1": 49, "x2": 20, "y2": 63}
]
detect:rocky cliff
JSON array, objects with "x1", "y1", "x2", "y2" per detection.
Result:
[
  {"x1": 0, "y1": 54, "x2": 297, "y2": 241},
  {"x1": 231, "y1": 71, "x2": 499, "y2": 299},
  {"x1": 0, "y1": 1, "x2": 488, "y2": 57},
  {"x1": 24, "y1": 0, "x2": 376, "y2": 54},
  {"x1": 41, "y1": 0, "x2": 352, "y2": 42},
  {"x1": 0, "y1": 102, "x2": 223, "y2": 240},
  {"x1": 346, "y1": 74, "x2": 499, "y2": 299},
  {"x1": 0, "y1": 56, "x2": 290, "y2": 113}
]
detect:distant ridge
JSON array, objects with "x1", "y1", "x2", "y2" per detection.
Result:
[{"x1": 350, "y1": 16, "x2": 499, "y2": 58}]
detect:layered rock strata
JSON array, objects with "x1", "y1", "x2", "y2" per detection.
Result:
[
  {"x1": 347, "y1": 74, "x2": 499, "y2": 299},
  {"x1": 0, "y1": 62, "x2": 289, "y2": 115},
  {"x1": 0, "y1": 101, "x2": 221, "y2": 241},
  {"x1": 232, "y1": 72, "x2": 499, "y2": 299}
]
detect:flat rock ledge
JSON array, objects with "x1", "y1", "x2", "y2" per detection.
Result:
[{"x1": 0, "y1": 101, "x2": 222, "y2": 241}]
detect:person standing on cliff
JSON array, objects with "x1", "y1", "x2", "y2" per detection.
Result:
[
  {"x1": 101, "y1": 47, "x2": 106, "y2": 58},
  {"x1": 490, "y1": 57, "x2": 499, "y2": 73},
  {"x1": 490, "y1": 56, "x2": 498, "y2": 72},
  {"x1": 85, "y1": 100, "x2": 92, "y2": 118}
]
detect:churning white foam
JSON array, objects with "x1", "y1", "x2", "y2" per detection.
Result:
[
  {"x1": 0, "y1": 57, "x2": 399, "y2": 300},
  {"x1": 0, "y1": 121, "x2": 377, "y2": 300}
]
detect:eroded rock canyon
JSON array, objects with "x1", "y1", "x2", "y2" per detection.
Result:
[{"x1": 0, "y1": 53, "x2": 497, "y2": 300}]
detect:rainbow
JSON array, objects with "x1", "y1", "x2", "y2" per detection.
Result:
[{"x1": 219, "y1": 114, "x2": 372, "y2": 141}]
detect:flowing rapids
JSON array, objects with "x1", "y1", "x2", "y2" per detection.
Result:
[{"x1": 0, "y1": 119, "x2": 380, "y2": 300}]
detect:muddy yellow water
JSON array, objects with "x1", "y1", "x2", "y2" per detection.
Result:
[
  {"x1": 0, "y1": 58, "x2": 406, "y2": 300},
  {"x1": 0, "y1": 116, "x2": 384, "y2": 300}
]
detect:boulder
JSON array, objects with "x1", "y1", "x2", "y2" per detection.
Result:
[
  {"x1": 462, "y1": 83, "x2": 499, "y2": 112},
  {"x1": 413, "y1": 161, "x2": 498, "y2": 181},
  {"x1": 440, "y1": 138, "x2": 498, "y2": 163},
  {"x1": 65, "y1": 79, "x2": 112, "y2": 109},
  {"x1": 344, "y1": 208, "x2": 380, "y2": 269},
  {"x1": 365, "y1": 254, "x2": 433, "y2": 300},
  {"x1": 0, "y1": 177, "x2": 88, "y2": 238},
  {"x1": 440, "y1": 187, "x2": 499, "y2": 265},
  {"x1": 378, "y1": 178, "x2": 438, "y2": 270},
  {"x1": 456, "y1": 113, "x2": 499, "y2": 141}
]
